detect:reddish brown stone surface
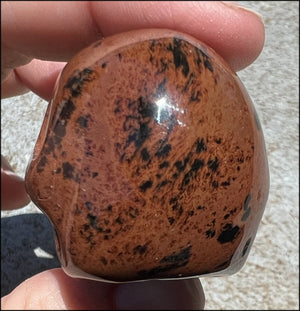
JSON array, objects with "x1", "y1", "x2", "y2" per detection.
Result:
[{"x1": 25, "y1": 29, "x2": 269, "y2": 282}]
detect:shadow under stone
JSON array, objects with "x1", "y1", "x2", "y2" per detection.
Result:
[{"x1": 1, "y1": 213, "x2": 61, "y2": 297}]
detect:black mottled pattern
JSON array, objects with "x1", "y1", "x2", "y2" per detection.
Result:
[
  {"x1": 190, "y1": 89, "x2": 202, "y2": 102},
  {"x1": 87, "y1": 213, "x2": 111, "y2": 235},
  {"x1": 195, "y1": 138, "x2": 207, "y2": 153},
  {"x1": 85, "y1": 201, "x2": 92, "y2": 210},
  {"x1": 160, "y1": 245, "x2": 191, "y2": 264},
  {"x1": 207, "y1": 157, "x2": 219, "y2": 172},
  {"x1": 241, "y1": 207, "x2": 251, "y2": 221},
  {"x1": 242, "y1": 193, "x2": 251, "y2": 221},
  {"x1": 221, "y1": 180, "x2": 231, "y2": 187},
  {"x1": 43, "y1": 99, "x2": 76, "y2": 160},
  {"x1": 168, "y1": 217, "x2": 175, "y2": 225},
  {"x1": 244, "y1": 194, "x2": 251, "y2": 210},
  {"x1": 141, "y1": 147, "x2": 150, "y2": 161},
  {"x1": 62, "y1": 162, "x2": 74, "y2": 179},
  {"x1": 36, "y1": 155, "x2": 47, "y2": 173},
  {"x1": 165, "y1": 137, "x2": 208, "y2": 223},
  {"x1": 174, "y1": 155, "x2": 190, "y2": 172},
  {"x1": 215, "y1": 259, "x2": 231, "y2": 270},
  {"x1": 159, "y1": 161, "x2": 169, "y2": 169},
  {"x1": 77, "y1": 115, "x2": 90, "y2": 128},
  {"x1": 217, "y1": 223, "x2": 241, "y2": 244},
  {"x1": 100, "y1": 256, "x2": 108, "y2": 265},
  {"x1": 60, "y1": 99, "x2": 76, "y2": 120},
  {"x1": 133, "y1": 244, "x2": 147, "y2": 255},
  {"x1": 155, "y1": 142, "x2": 172, "y2": 158},
  {"x1": 242, "y1": 237, "x2": 252, "y2": 256},
  {"x1": 183, "y1": 72, "x2": 195, "y2": 92},
  {"x1": 128, "y1": 206, "x2": 139, "y2": 218},
  {"x1": 204, "y1": 59, "x2": 214, "y2": 72},
  {"x1": 139, "y1": 180, "x2": 153, "y2": 192},
  {"x1": 64, "y1": 68, "x2": 94, "y2": 98},
  {"x1": 37, "y1": 68, "x2": 94, "y2": 174},
  {"x1": 167, "y1": 38, "x2": 189, "y2": 77},
  {"x1": 156, "y1": 179, "x2": 169, "y2": 190},
  {"x1": 206, "y1": 228, "x2": 216, "y2": 238},
  {"x1": 119, "y1": 96, "x2": 157, "y2": 162},
  {"x1": 137, "y1": 245, "x2": 191, "y2": 278},
  {"x1": 43, "y1": 137, "x2": 55, "y2": 155},
  {"x1": 194, "y1": 46, "x2": 214, "y2": 72},
  {"x1": 212, "y1": 180, "x2": 219, "y2": 188},
  {"x1": 53, "y1": 121, "x2": 66, "y2": 138},
  {"x1": 205, "y1": 218, "x2": 216, "y2": 238},
  {"x1": 181, "y1": 158, "x2": 204, "y2": 188}
]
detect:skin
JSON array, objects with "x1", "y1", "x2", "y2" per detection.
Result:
[{"x1": 1, "y1": 1, "x2": 265, "y2": 309}]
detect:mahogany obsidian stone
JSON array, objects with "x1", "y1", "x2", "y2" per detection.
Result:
[{"x1": 25, "y1": 29, "x2": 269, "y2": 282}]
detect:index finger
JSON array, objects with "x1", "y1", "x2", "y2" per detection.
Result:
[{"x1": 2, "y1": 1, "x2": 265, "y2": 71}]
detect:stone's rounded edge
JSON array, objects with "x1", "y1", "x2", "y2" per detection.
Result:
[{"x1": 56, "y1": 28, "x2": 236, "y2": 95}]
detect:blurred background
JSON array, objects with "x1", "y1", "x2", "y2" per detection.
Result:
[{"x1": 1, "y1": 1, "x2": 299, "y2": 309}]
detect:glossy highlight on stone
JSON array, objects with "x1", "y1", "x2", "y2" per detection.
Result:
[{"x1": 25, "y1": 29, "x2": 269, "y2": 282}]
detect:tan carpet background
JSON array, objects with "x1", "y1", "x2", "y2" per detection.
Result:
[{"x1": 1, "y1": 1, "x2": 299, "y2": 309}]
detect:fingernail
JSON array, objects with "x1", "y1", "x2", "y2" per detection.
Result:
[
  {"x1": 221, "y1": 1, "x2": 263, "y2": 20},
  {"x1": 115, "y1": 278, "x2": 205, "y2": 310}
]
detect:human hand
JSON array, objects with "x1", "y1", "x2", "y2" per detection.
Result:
[{"x1": 1, "y1": 1, "x2": 264, "y2": 309}]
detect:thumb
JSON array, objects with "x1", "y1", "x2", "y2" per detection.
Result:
[
  {"x1": 1, "y1": 155, "x2": 31, "y2": 210},
  {"x1": 1, "y1": 268, "x2": 205, "y2": 310}
]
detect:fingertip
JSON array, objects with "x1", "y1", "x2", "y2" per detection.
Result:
[
  {"x1": 1, "y1": 268, "x2": 115, "y2": 310},
  {"x1": 92, "y1": 1, "x2": 265, "y2": 71},
  {"x1": 115, "y1": 278, "x2": 205, "y2": 310},
  {"x1": 15, "y1": 59, "x2": 66, "y2": 101},
  {"x1": 1, "y1": 268, "x2": 205, "y2": 310},
  {"x1": 1, "y1": 156, "x2": 31, "y2": 210},
  {"x1": 219, "y1": 2, "x2": 265, "y2": 71}
]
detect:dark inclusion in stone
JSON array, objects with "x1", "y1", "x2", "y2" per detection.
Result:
[
  {"x1": 137, "y1": 245, "x2": 192, "y2": 278},
  {"x1": 159, "y1": 161, "x2": 169, "y2": 169},
  {"x1": 207, "y1": 157, "x2": 219, "y2": 172},
  {"x1": 64, "y1": 68, "x2": 94, "y2": 97},
  {"x1": 60, "y1": 99, "x2": 76, "y2": 120},
  {"x1": 167, "y1": 38, "x2": 190, "y2": 77},
  {"x1": 139, "y1": 180, "x2": 153, "y2": 192},
  {"x1": 77, "y1": 115, "x2": 89, "y2": 128},
  {"x1": 62, "y1": 162, "x2": 75, "y2": 179},
  {"x1": 217, "y1": 223, "x2": 241, "y2": 244},
  {"x1": 52, "y1": 99, "x2": 76, "y2": 139},
  {"x1": 155, "y1": 143, "x2": 172, "y2": 158},
  {"x1": 242, "y1": 193, "x2": 251, "y2": 221},
  {"x1": 244, "y1": 194, "x2": 251, "y2": 210},
  {"x1": 134, "y1": 244, "x2": 147, "y2": 255},
  {"x1": 242, "y1": 237, "x2": 252, "y2": 256},
  {"x1": 121, "y1": 96, "x2": 157, "y2": 162},
  {"x1": 141, "y1": 147, "x2": 150, "y2": 161},
  {"x1": 195, "y1": 138, "x2": 207, "y2": 154},
  {"x1": 36, "y1": 155, "x2": 47, "y2": 173}
]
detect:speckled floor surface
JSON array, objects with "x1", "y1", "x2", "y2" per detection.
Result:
[{"x1": 1, "y1": 1, "x2": 299, "y2": 309}]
